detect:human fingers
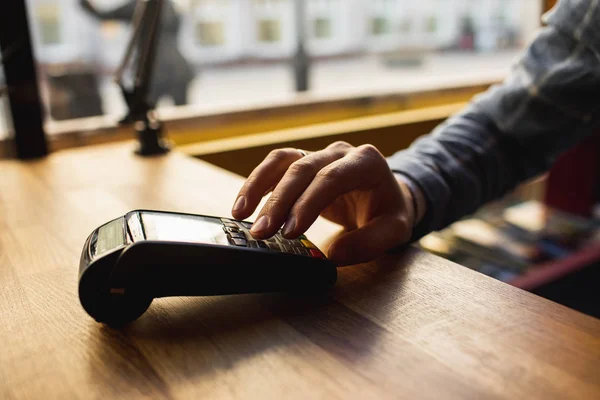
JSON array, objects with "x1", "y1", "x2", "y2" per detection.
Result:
[
  {"x1": 327, "y1": 213, "x2": 412, "y2": 266},
  {"x1": 249, "y1": 142, "x2": 352, "y2": 239},
  {"x1": 282, "y1": 145, "x2": 389, "y2": 238},
  {"x1": 232, "y1": 148, "x2": 303, "y2": 220}
]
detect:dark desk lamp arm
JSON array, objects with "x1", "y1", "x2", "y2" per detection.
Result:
[{"x1": 116, "y1": 0, "x2": 169, "y2": 155}]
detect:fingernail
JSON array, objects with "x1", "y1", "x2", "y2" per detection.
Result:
[
  {"x1": 251, "y1": 215, "x2": 269, "y2": 234},
  {"x1": 282, "y1": 215, "x2": 296, "y2": 237},
  {"x1": 232, "y1": 196, "x2": 246, "y2": 213}
]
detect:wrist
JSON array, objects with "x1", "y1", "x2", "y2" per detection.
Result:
[{"x1": 394, "y1": 173, "x2": 427, "y2": 227}]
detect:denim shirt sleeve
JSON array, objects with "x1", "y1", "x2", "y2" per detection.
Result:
[{"x1": 387, "y1": 0, "x2": 600, "y2": 241}]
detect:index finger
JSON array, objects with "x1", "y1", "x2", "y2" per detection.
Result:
[
  {"x1": 283, "y1": 145, "x2": 389, "y2": 237},
  {"x1": 231, "y1": 148, "x2": 303, "y2": 220}
]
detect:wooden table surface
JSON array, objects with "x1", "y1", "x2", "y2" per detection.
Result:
[{"x1": 1, "y1": 143, "x2": 599, "y2": 399}]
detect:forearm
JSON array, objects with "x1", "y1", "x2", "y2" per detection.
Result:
[
  {"x1": 388, "y1": 107, "x2": 521, "y2": 239},
  {"x1": 388, "y1": 1, "x2": 600, "y2": 240}
]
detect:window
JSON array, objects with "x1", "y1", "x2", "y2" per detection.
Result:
[
  {"x1": 4, "y1": 0, "x2": 541, "y2": 150},
  {"x1": 193, "y1": 0, "x2": 226, "y2": 5},
  {"x1": 258, "y1": 19, "x2": 281, "y2": 42},
  {"x1": 425, "y1": 15, "x2": 437, "y2": 34},
  {"x1": 399, "y1": 18, "x2": 412, "y2": 34},
  {"x1": 35, "y1": 4, "x2": 62, "y2": 45},
  {"x1": 314, "y1": 17, "x2": 332, "y2": 39},
  {"x1": 195, "y1": 21, "x2": 226, "y2": 46},
  {"x1": 253, "y1": 0, "x2": 285, "y2": 5},
  {"x1": 371, "y1": 16, "x2": 390, "y2": 36}
]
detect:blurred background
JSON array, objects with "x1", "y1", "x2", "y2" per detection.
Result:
[
  {"x1": 0, "y1": 0, "x2": 541, "y2": 137},
  {"x1": 6, "y1": 1, "x2": 599, "y2": 318}
]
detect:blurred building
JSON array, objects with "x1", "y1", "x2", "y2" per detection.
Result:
[{"x1": 25, "y1": 0, "x2": 541, "y2": 69}]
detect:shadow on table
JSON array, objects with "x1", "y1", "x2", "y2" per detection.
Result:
[{"x1": 88, "y1": 246, "x2": 415, "y2": 388}]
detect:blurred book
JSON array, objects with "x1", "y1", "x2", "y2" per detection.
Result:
[
  {"x1": 478, "y1": 264, "x2": 520, "y2": 283},
  {"x1": 503, "y1": 201, "x2": 594, "y2": 245},
  {"x1": 420, "y1": 199, "x2": 600, "y2": 287},
  {"x1": 450, "y1": 219, "x2": 532, "y2": 271}
]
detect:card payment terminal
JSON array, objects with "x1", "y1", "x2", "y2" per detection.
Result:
[{"x1": 79, "y1": 210, "x2": 337, "y2": 327}]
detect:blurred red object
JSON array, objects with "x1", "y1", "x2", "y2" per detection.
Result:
[{"x1": 545, "y1": 134, "x2": 600, "y2": 217}]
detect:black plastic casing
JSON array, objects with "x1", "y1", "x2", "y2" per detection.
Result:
[{"x1": 78, "y1": 210, "x2": 337, "y2": 327}]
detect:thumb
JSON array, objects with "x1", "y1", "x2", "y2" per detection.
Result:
[{"x1": 327, "y1": 214, "x2": 411, "y2": 266}]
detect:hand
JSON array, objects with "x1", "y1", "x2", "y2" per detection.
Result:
[{"x1": 231, "y1": 142, "x2": 418, "y2": 266}]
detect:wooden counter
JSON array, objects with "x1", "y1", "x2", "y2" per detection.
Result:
[{"x1": 1, "y1": 143, "x2": 598, "y2": 399}]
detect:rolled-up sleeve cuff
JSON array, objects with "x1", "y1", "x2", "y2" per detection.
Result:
[{"x1": 387, "y1": 151, "x2": 451, "y2": 241}]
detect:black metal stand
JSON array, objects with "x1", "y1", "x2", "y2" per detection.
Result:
[
  {"x1": 134, "y1": 113, "x2": 170, "y2": 156},
  {"x1": 293, "y1": 42, "x2": 310, "y2": 92},
  {"x1": 292, "y1": 0, "x2": 310, "y2": 92},
  {"x1": 117, "y1": 0, "x2": 170, "y2": 156},
  {"x1": 0, "y1": 0, "x2": 48, "y2": 159}
]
